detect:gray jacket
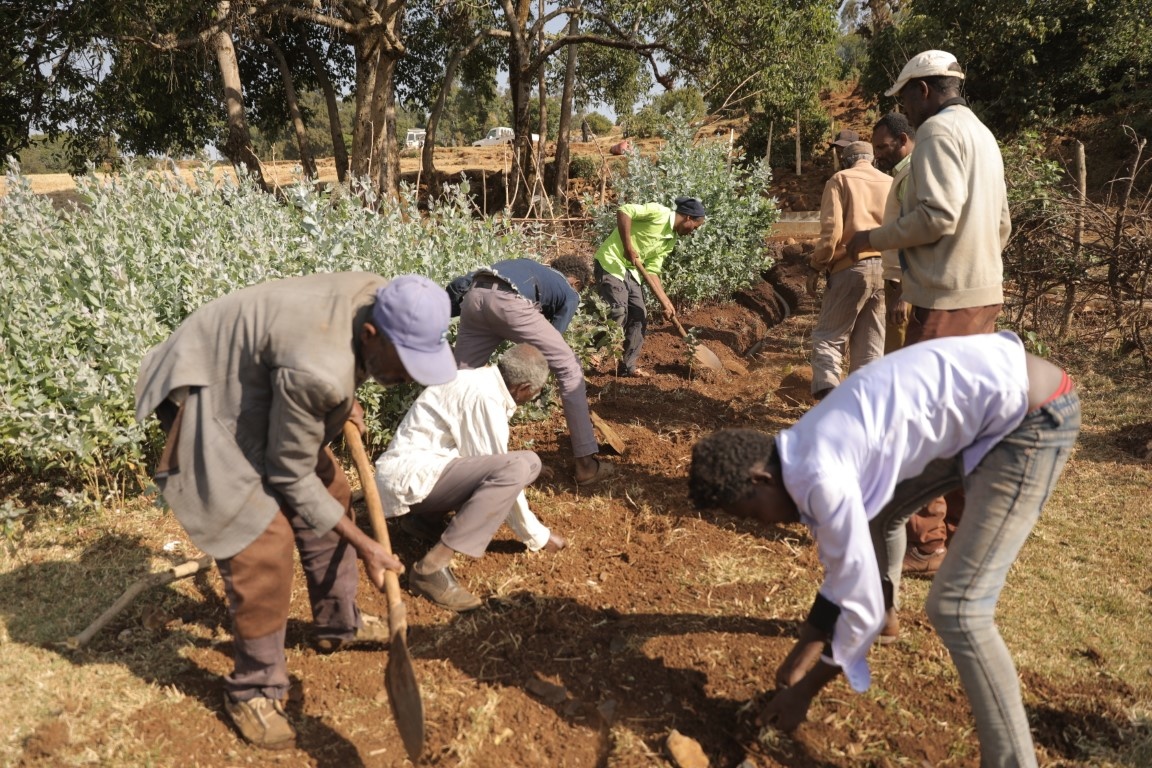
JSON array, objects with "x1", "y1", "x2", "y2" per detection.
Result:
[{"x1": 135, "y1": 272, "x2": 386, "y2": 558}]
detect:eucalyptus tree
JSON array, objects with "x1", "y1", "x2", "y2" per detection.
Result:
[
  {"x1": 490, "y1": 0, "x2": 675, "y2": 212},
  {"x1": 397, "y1": 0, "x2": 502, "y2": 198},
  {"x1": 668, "y1": 0, "x2": 840, "y2": 154}
]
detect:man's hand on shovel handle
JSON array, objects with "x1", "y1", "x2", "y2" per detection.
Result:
[{"x1": 333, "y1": 515, "x2": 403, "y2": 591}]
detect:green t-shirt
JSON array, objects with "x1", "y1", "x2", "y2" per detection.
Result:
[{"x1": 594, "y1": 202, "x2": 677, "y2": 283}]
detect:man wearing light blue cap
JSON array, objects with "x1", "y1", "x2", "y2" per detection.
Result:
[{"x1": 135, "y1": 272, "x2": 457, "y2": 750}]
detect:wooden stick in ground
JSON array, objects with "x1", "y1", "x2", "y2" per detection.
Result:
[
  {"x1": 65, "y1": 554, "x2": 213, "y2": 650},
  {"x1": 341, "y1": 421, "x2": 426, "y2": 761}
]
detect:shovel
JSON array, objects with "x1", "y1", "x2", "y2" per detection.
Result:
[
  {"x1": 636, "y1": 268, "x2": 725, "y2": 374},
  {"x1": 342, "y1": 421, "x2": 425, "y2": 762}
]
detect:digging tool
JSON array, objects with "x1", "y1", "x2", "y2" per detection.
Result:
[
  {"x1": 589, "y1": 411, "x2": 627, "y2": 455},
  {"x1": 64, "y1": 554, "x2": 213, "y2": 650},
  {"x1": 342, "y1": 421, "x2": 426, "y2": 762},
  {"x1": 636, "y1": 268, "x2": 726, "y2": 374}
]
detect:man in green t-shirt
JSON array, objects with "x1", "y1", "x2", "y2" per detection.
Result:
[{"x1": 593, "y1": 196, "x2": 707, "y2": 377}]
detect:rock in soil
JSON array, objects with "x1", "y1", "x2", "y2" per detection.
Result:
[{"x1": 665, "y1": 729, "x2": 709, "y2": 768}]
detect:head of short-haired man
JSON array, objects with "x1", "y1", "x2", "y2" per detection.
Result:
[
  {"x1": 871, "y1": 113, "x2": 915, "y2": 173},
  {"x1": 886, "y1": 50, "x2": 966, "y2": 129},
  {"x1": 687, "y1": 428, "x2": 800, "y2": 526},
  {"x1": 672, "y1": 195, "x2": 707, "y2": 236},
  {"x1": 840, "y1": 141, "x2": 875, "y2": 171},
  {"x1": 497, "y1": 344, "x2": 550, "y2": 405},
  {"x1": 362, "y1": 275, "x2": 457, "y2": 387},
  {"x1": 549, "y1": 254, "x2": 593, "y2": 293}
]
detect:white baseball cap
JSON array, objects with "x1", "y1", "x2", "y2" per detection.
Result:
[{"x1": 885, "y1": 50, "x2": 966, "y2": 97}]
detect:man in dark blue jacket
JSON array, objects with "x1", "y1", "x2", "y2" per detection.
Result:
[{"x1": 449, "y1": 256, "x2": 613, "y2": 485}]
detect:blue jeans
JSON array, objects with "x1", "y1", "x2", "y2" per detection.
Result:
[{"x1": 870, "y1": 392, "x2": 1080, "y2": 767}]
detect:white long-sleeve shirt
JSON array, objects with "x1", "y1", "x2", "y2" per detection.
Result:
[
  {"x1": 374, "y1": 367, "x2": 550, "y2": 550},
  {"x1": 775, "y1": 331, "x2": 1030, "y2": 692}
]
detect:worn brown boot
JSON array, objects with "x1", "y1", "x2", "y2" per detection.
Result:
[
  {"x1": 902, "y1": 546, "x2": 946, "y2": 578},
  {"x1": 223, "y1": 694, "x2": 296, "y2": 750},
  {"x1": 409, "y1": 565, "x2": 483, "y2": 612}
]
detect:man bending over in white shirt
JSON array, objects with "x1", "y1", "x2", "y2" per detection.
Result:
[
  {"x1": 376, "y1": 343, "x2": 566, "y2": 612},
  {"x1": 688, "y1": 332, "x2": 1079, "y2": 767}
]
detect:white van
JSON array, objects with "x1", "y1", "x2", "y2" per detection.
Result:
[
  {"x1": 405, "y1": 129, "x2": 427, "y2": 149},
  {"x1": 472, "y1": 127, "x2": 541, "y2": 147}
]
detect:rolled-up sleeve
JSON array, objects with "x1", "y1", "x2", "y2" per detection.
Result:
[{"x1": 265, "y1": 367, "x2": 348, "y2": 536}]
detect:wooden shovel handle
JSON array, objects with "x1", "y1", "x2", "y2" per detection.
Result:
[{"x1": 342, "y1": 421, "x2": 406, "y2": 623}]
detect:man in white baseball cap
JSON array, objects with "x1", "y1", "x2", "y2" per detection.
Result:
[
  {"x1": 846, "y1": 49, "x2": 1011, "y2": 581},
  {"x1": 884, "y1": 49, "x2": 966, "y2": 98}
]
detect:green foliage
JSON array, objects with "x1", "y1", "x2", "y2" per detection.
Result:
[
  {"x1": 568, "y1": 154, "x2": 599, "y2": 180},
  {"x1": 0, "y1": 163, "x2": 548, "y2": 484},
  {"x1": 586, "y1": 123, "x2": 779, "y2": 307},
  {"x1": 563, "y1": 293, "x2": 624, "y2": 370},
  {"x1": 672, "y1": 1, "x2": 839, "y2": 122},
  {"x1": 621, "y1": 88, "x2": 707, "y2": 139},
  {"x1": 862, "y1": 0, "x2": 1152, "y2": 134},
  {"x1": 621, "y1": 105, "x2": 668, "y2": 139},
  {"x1": 1000, "y1": 130, "x2": 1063, "y2": 220},
  {"x1": 582, "y1": 112, "x2": 613, "y2": 136},
  {"x1": 15, "y1": 135, "x2": 72, "y2": 174}
]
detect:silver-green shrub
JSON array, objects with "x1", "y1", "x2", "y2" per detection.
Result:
[
  {"x1": 0, "y1": 163, "x2": 542, "y2": 484},
  {"x1": 586, "y1": 122, "x2": 779, "y2": 306}
]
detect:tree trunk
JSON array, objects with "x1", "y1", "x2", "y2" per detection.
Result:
[
  {"x1": 424, "y1": 34, "x2": 484, "y2": 200},
  {"x1": 351, "y1": 23, "x2": 403, "y2": 201},
  {"x1": 302, "y1": 40, "x2": 348, "y2": 182},
  {"x1": 505, "y1": 0, "x2": 535, "y2": 213},
  {"x1": 263, "y1": 36, "x2": 316, "y2": 179},
  {"x1": 211, "y1": 1, "x2": 268, "y2": 191},
  {"x1": 552, "y1": 14, "x2": 579, "y2": 201}
]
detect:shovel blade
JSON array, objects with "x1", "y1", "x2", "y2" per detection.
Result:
[
  {"x1": 693, "y1": 344, "x2": 725, "y2": 373},
  {"x1": 385, "y1": 628, "x2": 425, "y2": 761}
]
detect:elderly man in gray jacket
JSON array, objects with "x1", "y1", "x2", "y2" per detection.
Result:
[{"x1": 135, "y1": 272, "x2": 457, "y2": 750}]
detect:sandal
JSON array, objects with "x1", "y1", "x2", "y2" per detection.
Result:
[{"x1": 575, "y1": 457, "x2": 616, "y2": 486}]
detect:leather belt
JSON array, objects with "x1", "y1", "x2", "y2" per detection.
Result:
[{"x1": 472, "y1": 276, "x2": 515, "y2": 293}]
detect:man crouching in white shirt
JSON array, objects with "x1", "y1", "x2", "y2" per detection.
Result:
[
  {"x1": 688, "y1": 332, "x2": 1079, "y2": 767},
  {"x1": 375, "y1": 343, "x2": 565, "y2": 612}
]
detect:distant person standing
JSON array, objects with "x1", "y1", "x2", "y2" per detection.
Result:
[
  {"x1": 870, "y1": 113, "x2": 916, "y2": 353},
  {"x1": 848, "y1": 50, "x2": 1011, "y2": 576},
  {"x1": 593, "y1": 196, "x2": 707, "y2": 377},
  {"x1": 807, "y1": 141, "x2": 892, "y2": 400}
]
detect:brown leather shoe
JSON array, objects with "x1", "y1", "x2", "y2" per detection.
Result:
[
  {"x1": 409, "y1": 565, "x2": 483, "y2": 612},
  {"x1": 903, "y1": 546, "x2": 946, "y2": 578},
  {"x1": 223, "y1": 694, "x2": 296, "y2": 750}
]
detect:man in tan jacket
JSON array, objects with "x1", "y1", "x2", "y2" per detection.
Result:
[
  {"x1": 848, "y1": 50, "x2": 1012, "y2": 577},
  {"x1": 135, "y1": 272, "x2": 457, "y2": 750},
  {"x1": 807, "y1": 141, "x2": 893, "y2": 399}
]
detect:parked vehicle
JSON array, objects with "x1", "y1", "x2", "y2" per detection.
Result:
[
  {"x1": 404, "y1": 128, "x2": 427, "y2": 149},
  {"x1": 472, "y1": 127, "x2": 541, "y2": 147}
]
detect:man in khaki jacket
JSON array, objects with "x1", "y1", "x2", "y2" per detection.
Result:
[
  {"x1": 807, "y1": 141, "x2": 893, "y2": 399},
  {"x1": 135, "y1": 272, "x2": 457, "y2": 750}
]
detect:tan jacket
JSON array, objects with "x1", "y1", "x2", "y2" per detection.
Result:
[
  {"x1": 135, "y1": 272, "x2": 386, "y2": 558},
  {"x1": 868, "y1": 104, "x2": 1011, "y2": 310},
  {"x1": 810, "y1": 160, "x2": 893, "y2": 274}
]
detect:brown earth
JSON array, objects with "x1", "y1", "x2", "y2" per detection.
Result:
[
  {"x1": 10, "y1": 252, "x2": 1136, "y2": 768},
  {"x1": 12, "y1": 84, "x2": 1144, "y2": 766}
]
